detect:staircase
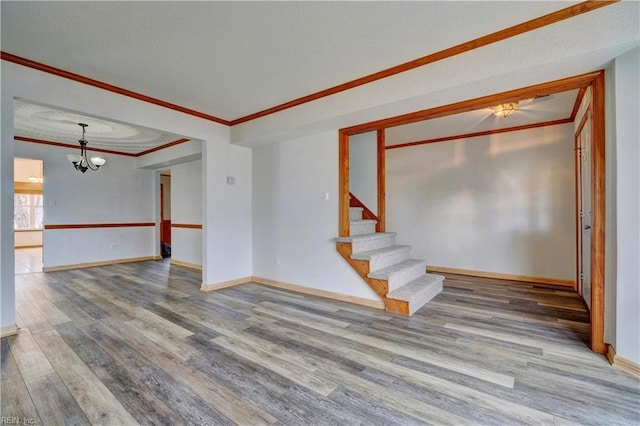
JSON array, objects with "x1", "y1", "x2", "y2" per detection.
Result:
[{"x1": 336, "y1": 206, "x2": 444, "y2": 316}]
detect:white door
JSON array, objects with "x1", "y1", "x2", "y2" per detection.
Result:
[{"x1": 579, "y1": 114, "x2": 592, "y2": 310}]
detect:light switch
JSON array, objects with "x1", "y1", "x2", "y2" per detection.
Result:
[
  {"x1": 226, "y1": 176, "x2": 235, "y2": 185},
  {"x1": 323, "y1": 192, "x2": 330, "y2": 200}
]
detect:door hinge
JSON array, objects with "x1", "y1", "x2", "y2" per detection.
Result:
[
  {"x1": 580, "y1": 210, "x2": 584, "y2": 218},
  {"x1": 580, "y1": 272, "x2": 584, "y2": 280}
]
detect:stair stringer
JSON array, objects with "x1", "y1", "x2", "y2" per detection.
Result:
[{"x1": 336, "y1": 242, "x2": 409, "y2": 315}]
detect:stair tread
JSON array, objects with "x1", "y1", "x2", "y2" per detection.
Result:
[
  {"x1": 387, "y1": 274, "x2": 444, "y2": 301},
  {"x1": 351, "y1": 245, "x2": 411, "y2": 261},
  {"x1": 368, "y1": 259, "x2": 427, "y2": 279},
  {"x1": 350, "y1": 219, "x2": 377, "y2": 225},
  {"x1": 336, "y1": 232, "x2": 395, "y2": 243}
]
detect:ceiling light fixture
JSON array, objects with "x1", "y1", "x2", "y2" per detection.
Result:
[
  {"x1": 66, "y1": 123, "x2": 106, "y2": 173},
  {"x1": 492, "y1": 102, "x2": 519, "y2": 118}
]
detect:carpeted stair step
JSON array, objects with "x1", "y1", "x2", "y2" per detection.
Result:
[
  {"x1": 336, "y1": 232, "x2": 396, "y2": 254},
  {"x1": 351, "y1": 245, "x2": 412, "y2": 271},
  {"x1": 350, "y1": 219, "x2": 377, "y2": 236},
  {"x1": 368, "y1": 258, "x2": 427, "y2": 292},
  {"x1": 387, "y1": 273, "x2": 444, "y2": 316},
  {"x1": 349, "y1": 207, "x2": 364, "y2": 220}
]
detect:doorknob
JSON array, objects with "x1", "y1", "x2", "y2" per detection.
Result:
[{"x1": 584, "y1": 225, "x2": 592, "y2": 230}]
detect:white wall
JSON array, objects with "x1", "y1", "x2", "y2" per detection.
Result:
[
  {"x1": 612, "y1": 47, "x2": 640, "y2": 364},
  {"x1": 387, "y1": 124, "x2": 575, "y2": 280},
  {"x1": 14, "y1": 141, "x2": 156, "y2": 267},
  {"x1": 203, "y1": 142, "x2": 253, "y2": 284},
  {"x1": 252, "y1": 130, "x2": 379, "y2": 300},
  {"x1": 171, "y1": 160, "x2": 202, "y2": 266},
  {"x1": 15, "y1": 231, "x2": 42, "y2": 248},
  {"x1": 349, "y1": 131, "x2": 377, "y2": 211},
  {"x1": 1, "y1": 60, "x2": 252, "y2": 330}
]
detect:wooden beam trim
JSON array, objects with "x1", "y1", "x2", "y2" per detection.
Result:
[
  {"x1": 14, "y1": 136, "x2": 137, "y2": 157},
  {"x1": 386, "y1": 118, "x2": 573, "y2": 150},
  {"x1": 339, "y1": 131, "x2": 350, "y2": 237},
  {"x1": 45, "y1": 222, "x2": 155, "y2": 230},
  {"x1": 1, "y1": 52, "x2": 230, "y2": 126},
  {"x1": 229, "y1": 1, "x2": 615, "y2": 125},
  {"x1": 171, "y1": 223, "x2": 203, "y2": 229},
  {"x1": 343, "y1": 71, "x2": 601, "y2": 135},
  {"x1": 376, "y1": 129, "x2": 386, "y2": 233},
  {"x1": 574, "y1": 105, "x2": 592, "y2": 137},
  {"x1": 570, "y1": 87, "x2": 587, "y2": 121},
  {"x1": 135, "y1": 138, "x2": 191, "y2": 157},
  {"x1": 590, "y1": 71, "x2": 606, "y2": 354}
]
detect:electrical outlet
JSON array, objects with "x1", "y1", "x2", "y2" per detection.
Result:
[
  {"x1": 111, "y1": 243, "x2": 117, "y2": 250},
  {"x1": 275, "y1": 256, "x2": 280, "y2": 266},
  {"x1": 323, "y1": 191, "x2": 330, "y2": 200}
]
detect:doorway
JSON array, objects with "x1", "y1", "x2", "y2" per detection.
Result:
[
  {"x1": 576, "y1": 109, "x2": 593, "y2": 310},
  {"x1": 14, "y1": 158, "x2": 44, "y2": 274},
  {"x1": 160, "y1": 170, "x2": 171, "y2": 258}
]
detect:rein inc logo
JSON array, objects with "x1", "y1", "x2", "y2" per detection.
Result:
[{"x1": 1, "y1": 418, "x2": 35, "y2": 425}]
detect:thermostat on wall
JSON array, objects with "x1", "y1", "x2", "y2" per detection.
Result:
[{"x1": 226, "y1": 176, "x2": 235, "y2": 185}]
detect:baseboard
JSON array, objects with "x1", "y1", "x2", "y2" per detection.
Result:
[
  {"x1": 607, "y1": 344, "x2": 640, "y2": 378},
  {"x1": 43, "y1": 256, "x2": 159, "y2": 272},
  {"x1": 252, "y1": 276, "x2": 385, "y2": 310},
  {"x1": 201, "y1": 276, "x2": 252, "y2": 292},
  {"x1": 15, "y1": 244, "x2": 43, "y2": 249},
  {"x1": 427, "y1": 266, "x2": 575, "y2": 289},
  {"x1": 170, "y1": 259, "x2": 202, "y2": 271},
  {"x1": 0, "y1": 324, "x2": 18, "y2": 338}
]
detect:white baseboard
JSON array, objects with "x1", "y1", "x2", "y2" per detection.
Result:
[
  {"x1": 201, "y1": 276, "x2": 252, "y2": 292},
  {"x1": 427, "y1": 265, "x2": 575, "y2": 288},
  {"x1": 607, "y1": 344, "x2": 640, "y2": 378},
  {"x1": 43, "y1": 256, "x2": 159, "y2": 272},
  {"x1": 0, "y1": 324, "x2": 18, "y2": 338},
  {"x1": 252, "y1": 276, "x2": 385, "y2": 309},
  {"x1": 171, "y1": 259, "x2": 203, "y2": 271}
]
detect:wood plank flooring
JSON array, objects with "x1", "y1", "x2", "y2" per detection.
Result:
[{"x1": 2, "y1": 260, "x2": 639, "y2": 425}]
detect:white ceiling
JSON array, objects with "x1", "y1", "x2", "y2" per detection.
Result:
[
  {"x1": 14, "y1": 100, "x2": 186, "y2": 155},
  {"x1": 387, "y1": 89, "x2": 579, "y2": 146},
  {"x1": 1, "y1": 1, "x2": 580, "y2": 121}
]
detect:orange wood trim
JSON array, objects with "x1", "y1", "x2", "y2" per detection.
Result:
[
  {"x1": 343, "y1": 71, "x2": 601, "y2": 135},
  {"x1": 171, "y1": 223, "x2": 203, "y2": 229},
  {"x1": 349, "y1": 192, "x2": 378, "y2": 222},
  {"x1": 14, "y1": 136, "x2": 136, "y2": 157},
  {"x1": 136, "y1": 138, "x2": 190, "y2": 157},
  {"x1": 339, "y1": 131, "x2": 350, "y2": 237},
  {"x1": 14, "y1": 229, "x2": 43, "y2": 233},
  {"x1": 574, "y1": 132, "x2": 582, "y2": 295},
  {"x1": 1, "y1": 52, "x2": 230, "y2": 126},
  {"x1": 15, "y1": 244, "x2": 43, "y2": 249},
  {"x1": 45, "y1": 222, "x2": 155, "y2": 230},
  {"x1": 570, "y1": 87, "x2": 587, "y2": 121},
  {"x1": 230, "y1": 1, "x2": 615, "y2": 125},
  {"x1": 574, "y1": 105, "x2": 592, "y2": 137},
  {"x1": 376, "y1": 129, "x2": 386, "y2": 233},
  {"x1": 590, "y1": 71, "x2": 606, "y2": 354},
  {"x1": 387, "y1": 118, "x2": 573, "y2": 150}
]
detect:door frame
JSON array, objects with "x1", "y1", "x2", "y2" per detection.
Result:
[{"x1": 339, "y1": 70, "x2": 607, "y2": 353}]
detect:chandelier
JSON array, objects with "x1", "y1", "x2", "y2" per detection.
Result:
[
  {"x1": 66, "y1": 123, "x2": 106, "y2": 173},
  {"x1": 492, "y1": 102, "x2": 519, "y2": 118}
]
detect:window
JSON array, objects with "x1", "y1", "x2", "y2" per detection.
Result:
[{"x1": 14, "y1": 193, "x2": 43, "y2": 230}]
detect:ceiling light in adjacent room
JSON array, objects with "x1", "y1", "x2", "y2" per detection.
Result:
[{"x1": 492, "y1": 102, "x2": 519, "y2": 118}]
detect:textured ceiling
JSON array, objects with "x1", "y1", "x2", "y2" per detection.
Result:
[
  {"x1": 14, "y1": 100, "x2": 186, "y2": 154},
  {"x1": 1, "y1": 1, "x2": 579, "y2": 121},
  {"x1": 387, "y1": 89, "x2": 579, "y2": 146}
]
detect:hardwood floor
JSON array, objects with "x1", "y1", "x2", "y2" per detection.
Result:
[{"x1": 2, "y1": 260, "x2": 639, "y2": 425}]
